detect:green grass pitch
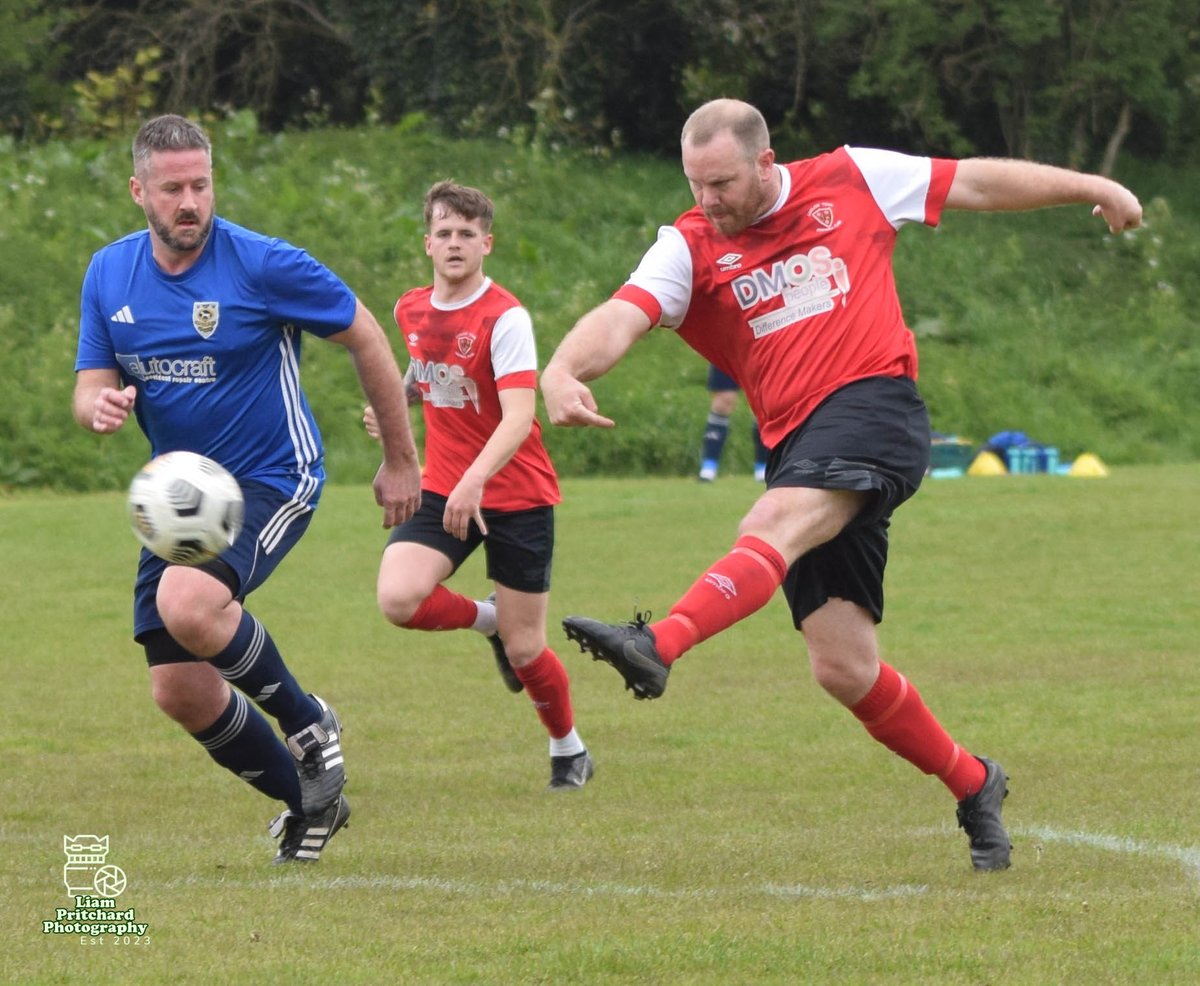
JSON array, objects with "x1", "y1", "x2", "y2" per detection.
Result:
[{"x1": 2, "y1": 466, "x2": 1197, "y2": 983}]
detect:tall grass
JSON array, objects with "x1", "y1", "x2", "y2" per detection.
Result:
[
  {"x1": 2, "y1": 466, "x2": 1198, "y2": 983},
  {"x1": 1, "y1": 118, "x2": 1196, "y2": 492}
]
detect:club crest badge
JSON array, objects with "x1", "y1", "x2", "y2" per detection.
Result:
[
  {"x1": 455, "y1": 332, "x2": 476, "y2": 358},
  {"x1": 808, "y1": 202, "x2": 840, "y2": 231},
  {"x1": 193, "y1": 301, "x2": 220, "y2": 339}
]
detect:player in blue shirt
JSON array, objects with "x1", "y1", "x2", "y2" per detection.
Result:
[{"x1": 73, "y1": 114, "x2": 422, "y2": 864}]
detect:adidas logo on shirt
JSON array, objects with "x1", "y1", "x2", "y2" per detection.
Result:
[{"x1": 109, "y1": 305, "x2": 135, "y2": 324}]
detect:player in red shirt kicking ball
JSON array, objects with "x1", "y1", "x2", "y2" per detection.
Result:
[
  {"x1": 365, "y1": 180, "x2": 592, "y2": 790},
  {"x1": 542, "y1": 99, "x2": 1142, "y2": 867}
]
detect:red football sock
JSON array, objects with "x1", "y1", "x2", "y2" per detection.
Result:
[
  {"x1": 650, "y1": 535, "x2": 788, "y2": 663},
  {"x1": 850, "y1": 662, "x2": 987, "y2": 801},
  {"x1": 401, "y1": 584, "x2": 479, "y2": 631},
  {"x1": 514, "y1": 649, "x2": 575, "y2": 739}
]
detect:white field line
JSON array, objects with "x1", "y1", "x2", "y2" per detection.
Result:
[
  {"x1": 914, "y1": 821, "x2": 1200, "y2": 884},
  {"x1": 81, "y1": 824, "x2": 1197, "y2": 903},
  {"x1": 1016, "y1": 823, "x2": 1200, "y2": 881},
  {"x1": 157, "y1": 872, "x2": 929, "y2": 902}
]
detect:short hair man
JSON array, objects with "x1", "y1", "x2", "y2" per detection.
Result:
[
  {"x1": 542, "y1": 98, "x2": 1142, "y2": 871},
  {"x1": 73, "y1": 114, "x2": 422, "y2": 863},
  {"x1": 365, "y1": 181, "x2": 593, "y2": 790}
]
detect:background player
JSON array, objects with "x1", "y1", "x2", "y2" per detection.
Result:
[
  {"x1": 73, "y1": 114, "x2": 422, "y2": 863},
  {"x1": 365, "y1": 180, "x2": 593, "y2": 790},
  {"x1": 698, "y1": 362, "x2": 769, "y2": 482}
]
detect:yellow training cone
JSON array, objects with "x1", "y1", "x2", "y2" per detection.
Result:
[
  {"x1": 967, "y1": 450, "x2": 1007, "y2": 476},
  {"x1": 1069, "y1": 452, "x2": 1109, "y2": 477}
]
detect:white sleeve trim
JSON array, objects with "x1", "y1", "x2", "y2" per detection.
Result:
[
  {"x1": 845, "y1": 146, "x2": 934, "y2": 229},
  {"x1": 624, "y1": 225, "x2": 693, "y2": 328},
  {"x1": 490, "y1": 306, "x2": 538, "y2": 379}
]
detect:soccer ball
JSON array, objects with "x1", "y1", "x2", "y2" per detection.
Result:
[{"x1": 127, "y1": 451, "x2": 244, "y2": 565}]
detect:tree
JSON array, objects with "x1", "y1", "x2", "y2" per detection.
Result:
[
  {"x1": 845, "y1": 0, "x2": 1192, "y2": 167},
  {"x1": 58, "y1": 0, "x2": 363, "y2": 131},
  {"x1": 6, "y1": 0, "x2": 1196, "y2": 165},
  {"x1": 0, "y1": 1, "x2": 75, "y2": 138},
  {"x1": 1052, "y1": 0, "x2": 1190, "y2": 173},
  {"x1": 340, "y1": 0, "x2": 686, "y2": 149},
  {"x1": 672, "y1": 0, "x2": 888, "y2": 154}
]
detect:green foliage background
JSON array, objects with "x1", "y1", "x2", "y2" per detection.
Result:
[
  {"x1": 1, "y1": 116, "x2": 1196, "y2": 492},
  {"x1": 9, "y1": 0, "x2": 1200, "y2": 169}
]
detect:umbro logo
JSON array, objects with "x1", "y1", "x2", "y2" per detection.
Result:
[
  {"x1": 704, "y1": 573, "x2": 737, "y2": 599},
  {"x1": 109, "y1": 305, "x2": 135, "y2": 324},
  {"x1": 716, "y1": 252, "x2": 743, "y2": 271}
]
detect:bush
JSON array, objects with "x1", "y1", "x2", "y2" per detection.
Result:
[{"x1": 1, "y1": 124, "x2": 1196, "y2": 493}]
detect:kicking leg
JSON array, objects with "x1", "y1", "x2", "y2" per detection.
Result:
[{"x1": 563, "y1": 487, "x2": 863, "y2": 698}]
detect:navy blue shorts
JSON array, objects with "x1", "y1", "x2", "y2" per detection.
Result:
[
  {"x1": 707, "y1": 365, "x2": 739, "y2": 392},
  {"x1": 765, "y1": 376, "x2": 930, "y2": 627},
  {"x1": 386, "y1": 491, "x2": 554, "y2": 594},
  {"x1": 133, "y1": 480, "x2": 314, "y2": 642}
]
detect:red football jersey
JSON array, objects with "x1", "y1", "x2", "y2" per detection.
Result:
[
  {"x1": 395, "y1": 278, "x2": 560, "y2": 510},
  {"x1": 615, "y1": 147, "x2": 957, "y2": 446}
]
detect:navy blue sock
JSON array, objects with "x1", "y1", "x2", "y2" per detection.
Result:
[
  {"x1": 209, "y1": 610, "x2": 320, "y2": 736},
  {"x1": 192, "y1": 690, "x2": 302, "y2": 812},
  {"x1": 752, "y1": 423, "x2": 769, "y2": 469},
  {"x1": 701, "y1": 412, "x2": 731, "y2": 466}
]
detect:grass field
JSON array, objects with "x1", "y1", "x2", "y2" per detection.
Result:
[{"x1": 2, "y1": 467, "x2": 1198, "y2": 984}]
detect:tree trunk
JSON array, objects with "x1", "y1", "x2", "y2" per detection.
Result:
[{"x1": 1099, "y1": 102, "x2": 1132, "y2": 177}]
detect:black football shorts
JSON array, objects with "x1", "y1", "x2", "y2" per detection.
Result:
[
  {"x1": 764, "y1": 375, "x2": 931, "y2": 627},
  {"x1": 386, "y1": 491, "x2": 554, "y2": 594}
]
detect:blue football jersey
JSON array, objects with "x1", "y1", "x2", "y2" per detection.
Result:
[{"x1": 76, "y1": 217, "x2": 357, "y2": 502}]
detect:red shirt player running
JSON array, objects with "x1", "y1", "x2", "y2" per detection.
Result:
[
  {"x1": 541, "y1": 98, "x2": 1142, "y2": 869},
  {"x1": 366, "y1": 181, "x2": 593, "y2": 791}
]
